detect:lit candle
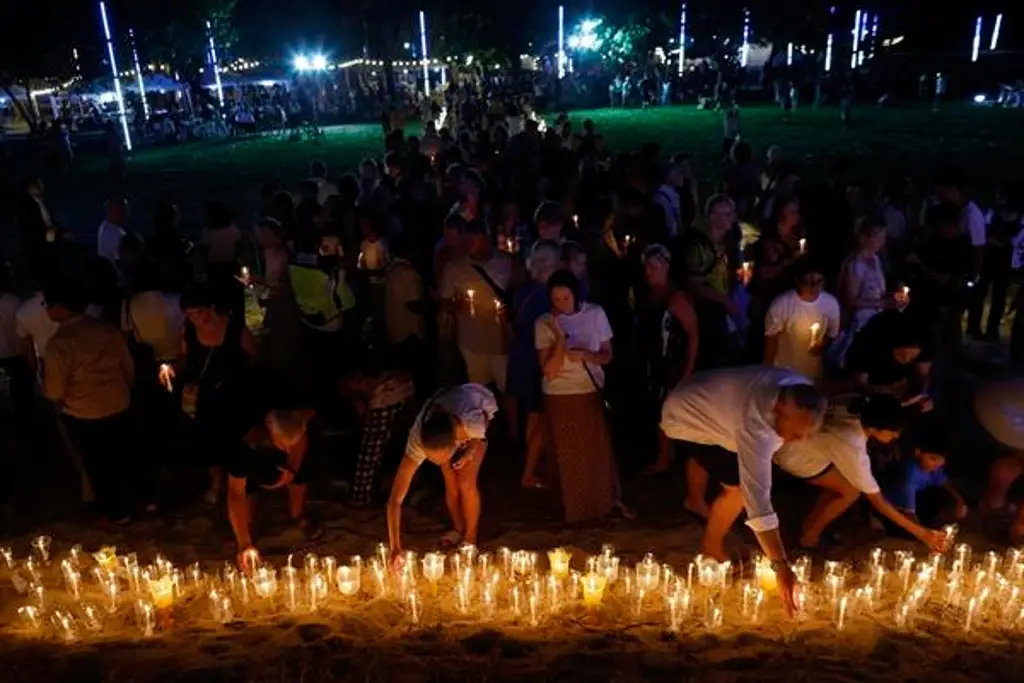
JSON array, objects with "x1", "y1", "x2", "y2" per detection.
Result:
[
  {"x1": 52, "y1": 609, "x2": 77, "y2": 642},
  {"x1": 1, "y1": 546, "x2": 14, "y2": 570},
  {"x1": 255, "y1": 567, "x2": 277, "y2": 599},
  {"x1": 370, "y1": 559, "x2": 387, "y2": 596},
  {"x1": 240, "y1": 266, "x2": 251, "y2": 285},
  {"x1": 337, "y1": 566, "x2": 360, "y2": 596},
  {"x1": 809, "y1": 322, "x2": 821, "y2": 350},
  {"x1": 582, "y1": 572, "x2": 607, "y2": 607},
  {"x1": 309, "y1": 573, "x2": 327, "y2": 612},
  {"x1": 80, "y1": 603, "x2": 103, "y2": 632},
  {"x1": 636, "y1": 554, "x2": 660, "y2": 592},
  {"x1": 705, "y1": 597, "x2": 723, "y2": 630},
  {"x1": 466, "y1": 289, "x2": 476, "y2": 316},
  {"x1": 505, "y1": 236, "x2": 515, "y2": 253},
  {"x1": 103, "y1": 574, "x2": 118, "y2": 614},
  {"x1": 18, "y1": 605, "x2": 40, "y2": 630},
  {"x1": 422, "y1": 552, "x2": 445, "y2": 586},
  {"x1": 547, "y1": 574, "x2": 562, "y2": 611},
  {"x1": 282, "y1": 566, "x2": 299, "y2": 611},
  {"x1": 408, "y1": 590, "x2": 421, "y2": 624},
  {"x1": 149, "y1": 576, "x2": 175, "y2": 610},
  {"x1": 739, "y1": 261, "x2": 753, "y2": 286},
  {"x1": 623, "y1": 235, "x2": 634, "y2": 249},
  {"x1": 837, "y1": 593, "x2": 849, "y2": 631},
  {"x1": 94, "y1": 547, "x2": 118, "y2": 572},
  {"x1": 548, "y1": 548, "x2": 570, "y2": 578},
  {"x1": 31, "y1": 535, "x2": 51, "y2": 564},
  {"x1": 529, "y1": 592, "x2": 539, "y2": 626},
  {"x1": 756, "y1": 557, "x2": 778, "y2": 592},
  {"x1": 137, "y1": 600, "x2": 155, "y2": 636},
  {"x1": 799, "y1": 238, "x2": 806, "y2": 253},
  {"x1": 61, "y1": 559, "x2": 81, "y2": 600},
  {"x1": 965, "y1": 596, "x2": 979, "y2": 633},
  {"x1": 494, "y1": 298, "x2": 504, "y2": 322}
]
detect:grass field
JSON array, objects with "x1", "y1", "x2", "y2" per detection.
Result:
[{"x1": 46, "y1": 103, "x2": 1024, "y2": 241}]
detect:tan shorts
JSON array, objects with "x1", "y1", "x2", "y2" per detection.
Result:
[{"x1": 460, "y1": 348, "x2": 508, "y2": 393}]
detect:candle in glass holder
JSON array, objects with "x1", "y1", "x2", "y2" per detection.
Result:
[
  {"x1": 282, "y1": 566, "x2": 299, "y2": 611},
  {"x1": 582, "y1": 573, "x2": 607, "y2": 607},
  {"x1": 548, "y1": 548, "x2": 570, "y2": 578},
  {"x1": 370, "y1": 559, "x2": 387, "y2": 596},
  {"x1": 103, "y1": 574, "x2": 119, "y2": 613},
  {"x1": 965, "y1": 595, "x2": 980, "y2": 633},
  {"x1": 79, "y1": 603, "x2": 103, "y2": 632},
  {"x1": 61, "y1": 559, "x2": 81, "y2": 600},
  {"x1": 836, "y1": 593, "x2": 850, "y2": 631},
  {"x1": 94, "y1": 547, "x2": 118, "y2": 572},
  {"x1": 423, "y1": 552, "x2": 445, "y2": 585},
  {"x1": 408, "y1": 590, "x2": 421, "y2": 624},
  {"x1": 1, "y1": 545, "x2": 14, "y2": 570},
  {"x1": 955, "y1": 544, "x2": 972, "y2": 570},
  {"x1": 705, "y1": 597, "x2": 724, "y2": 630},
  {"x1": 337, "y1": 565, "x2": 360, "y2": 596},
  {"x1": 756, "y1": 557, "x2": 778, "y2": 592},
  {"x1": 637, "y1": 554, "x2": 660, "y2": 592},
  {"x1": 18, "y1": 605, "x2": 40, "y2": 630},
  {"x1": 31, "y1": 535, "x2": 52, "y2": 564},
  {"x1": 149, "y1": 576, "x2": 175, "y2": 610},
  {"x1": 546, "y1": 574, "x2": 562, "y2": 612},
  {"x1": 136, "y1": 600, "x2": 155, "y2": 636},
  {"x1": 477, "y1": 552, "x2": 492, "y2": 577},
  {"x1": 52, "y1": 609, "x2": 77, "y2": 642},
  {"x1": 308, "y1": 573, "x2": 327, "y2": 612},
  {"x1": 255, "y1": 567, "x2": 277, "y2": 600}
]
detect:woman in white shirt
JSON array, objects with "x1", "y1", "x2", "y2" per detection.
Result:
[
  {"x1": 775, "y1": 394, "x2": 946, "y2": 551},
  {"x1": 536, "y1": 269, "x2": 628, "y2": 523}
]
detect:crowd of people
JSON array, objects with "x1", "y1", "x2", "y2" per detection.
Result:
[{"x1": 3, "y1": 92, "x2": 1024, "y2": 615}]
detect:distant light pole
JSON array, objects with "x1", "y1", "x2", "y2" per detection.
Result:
[
  {"x1": 740, "y1": 8, "x2": 751, "y2": 67},
  {"x1": 129, "y1": 28, "x2": 149, "y2": 121},
  {"x1": 677, "y1": 1, "x2": 687, "y2": 76},
  {"x1": 558, "y1": 6, "x2": 566, "y2": 78},
  {"x1": 971, "y1": 15, "x2": 983, "y2": 62},
  {"x1": 98, "y1": 1, "x2": 131, "y2": 151},
  {"x1": 206, "y1": 20, "x2": 224, "y2": 106},
  {"x1": 419, "y1": 10, "x2": 430, "y2": 97}
]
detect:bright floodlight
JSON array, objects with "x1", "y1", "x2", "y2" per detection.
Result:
[
  {"x1": 294, "y1": 55, "x2": 311, "y2": 71},
  {"x1": 740, "y1": 7, "x2": 751, "y2": 67},
  {"x1": 973, "y1": 94, "x2": 986, "y2": 104},
  {"x1": 972, "y1": 15, "x2": 982, "y2": 63},
  {"x1": 580, "y1": 18, "x2": 601, "y2": 33},
  {"x1": 990, "y1": 14, "x2": 1003, "y2": 51},
  {"x1": 312, "y1": 54, "x2": 327, "y2": 70},
  {"x1": 567, "y1": 35, "x2": 581, "y2": 49}
]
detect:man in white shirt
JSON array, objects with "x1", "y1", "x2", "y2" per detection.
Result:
[
  {"x1": 933, "y1": 167, "x2": 986, "y2": 275},
  {"x1": 764, "y1": 258, "x2": 841, "y2": 383},
  {"x1": 440, "y1": 221, "x2": 513, "y2": 396},
  {"x1": 661, "y1": 365, "x2": 826, "y2": 615},
  {"x1": 308, "y1": 160, "x2": 339, "y2": 206},
  {"x1": 97, "y1": 197, "x2": 129, "y2": 264},
  {"x1": 386, "y1": 384, "x2": 498, "y2": 555}
]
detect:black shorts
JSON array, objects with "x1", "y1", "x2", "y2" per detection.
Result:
[
  {"x1": 684, "y1": 442, "x2": 741, "y2": 487},
  {"x1": 229, "y1": 447, "x2": 311, "y2": 494}
]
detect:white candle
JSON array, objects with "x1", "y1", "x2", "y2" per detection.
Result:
[
  {"x1": 837, "y1": 594, "x2": 849, "y2": 630},
  {"x1": 408, "y1": 590, "x2": 420, "y2": 624},
  {"x1": 466, "y1": 289, "x2": 476, "y2": 316},
  {"x1": 809, "y1": 322, "x2": 821, "y2": 349},
  {"x1": 799, "y1": 238, "x2": 806, "y2": 253},
  {"x1": 31, "y1": 535, "x2": 51, "y2": 564}
]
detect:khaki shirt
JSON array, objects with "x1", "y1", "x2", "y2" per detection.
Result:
[{"x1": 44, "y1": 315, "x2": 134, "y2": 419}]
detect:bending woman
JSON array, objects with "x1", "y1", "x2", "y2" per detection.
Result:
[{"x1": 774, "y1": 393, "x2": 947, "y2": 552}]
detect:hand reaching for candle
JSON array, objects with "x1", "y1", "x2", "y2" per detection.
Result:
[
  {"x1": 914, "y1": 527, "x2": 948, "y2": 553},
  {"x1": 776, "y1": 563, "x2": 798, "y2": 618}
]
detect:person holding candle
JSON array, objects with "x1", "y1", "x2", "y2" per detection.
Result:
[
  {"x1": 661, "y1": 365, "x2": 827, "y2": 615},
  {"x1": 976, "y1": 376, "x2": 1024, "y2": 542},
  {"x1": 387, "y1": 383, "x2": 498, "y2": 554},
  {"x1": 536, "y1": 269, "x2": 632, "y2": 522},
  {"x1": 764, "y1": 257, "x2": 840, "y2": 384},
  {"x1": 438, "y1": 220, "x2": 514, "y2": 428},
  {"x1": 835, "y1": 216, "x2": 889, "y2": 365},
  {"x1": 227, "y1": 405, "x2": 317, "y2": 567},
  {"x1": 774, "y1": 394, "x2": 948, "y2": 552},
  {"x1": 637, "y1": 245, "x2": 699, "y2": 475},
  {"x1": 845, "y1": 311, "x2": 935, "y2": 411}
]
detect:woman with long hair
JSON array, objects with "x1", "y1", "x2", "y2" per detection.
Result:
[
  {"x1": 536, "y1": 269, "x2": 631, "y2": 522},
  {"x1": 637, "y1": 245, "x2": 699, "y2": 474},
  {"x1": 836, "y1": 216, "x2": 890, "y2": 365}
]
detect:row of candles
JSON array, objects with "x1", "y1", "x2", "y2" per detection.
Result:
[{"x1": 4, "y1": 530, "x2": 1024, "y2": 642}]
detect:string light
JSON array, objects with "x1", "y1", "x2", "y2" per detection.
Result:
[
  {"x1": 206, "y1": 19, "x2": 224, "y2": 106},
  {"x1": 419, "y1": 10, "x2": 430, "y2": 97},
  {"x1": 129, "y1": 28, "x2": 149, "y2": 121},
  {"x1": 990, "y1": 14, "x2": 1003, "y2": 51}
]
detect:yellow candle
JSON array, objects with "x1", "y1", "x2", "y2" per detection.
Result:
[
  {"x1": 582, "y1": 572, "x2": 607, "y2": 607},
  {"x1": 148, "y1": 576, "x2": 175, "y2": 610},
  {"x1": 422, "y1": 552, "x2": 445, "y2": 584},
  {"x1": 94, "y1": 547, "x2": 118, "y2": 572},
  {"x1": 548, "y1": 548, "x2": 570, "y2": 578},
  {"x1": 756, "y1": 557, "x2": 778, "y2": 592}
]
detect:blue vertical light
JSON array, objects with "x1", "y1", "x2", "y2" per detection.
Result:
[
  {"x1": 972, "y1": 15, "x2": 983, "y2": 62},
  {"x1": 741, "y1": 8, "x2": 751, "y2": 67},
  {"x1": 206, "y1": 20, "x2": 224, "y2": 106},
  {"x1": 677, "y1": 2, "x2": 687, "y2": 76},
  {"x1": 558, "y1": 6, "x2": 565, "y2": 78},
  {"x1": 869, "y1": 13, "x2": 879, "y2": 60},
  {"x1": 990, "y1": 14, "x2": 1003, "y2": 51},
  {"x1": 850, "y1": 9, "x2": 861, "y2": 69},
  {"x1": 99, "y1": 1, "x2": 131, "y2": 151},
  {"x1": 129, "y1": 28, "x2": 149, "y2": 121},
  {"x1": 419, "y1": 10, "x2": 430, "y2": 96},
  {"x1": 825, "y1": 33, "x2": 833, "y2": 72}
]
